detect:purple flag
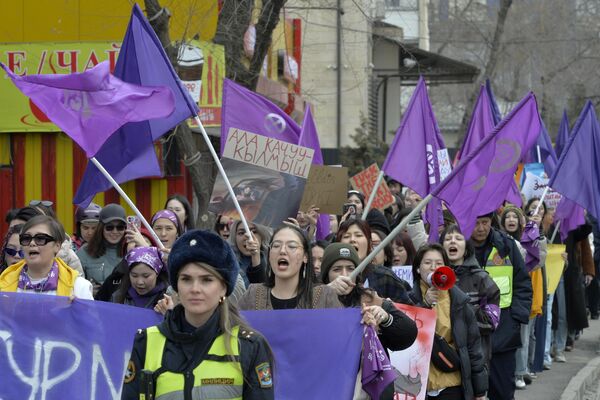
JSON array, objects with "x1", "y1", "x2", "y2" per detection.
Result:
[
  {"x1": 554, "y1": 196, "x2": 585, "y2": 242},
  {"x1": 457, "y1": 82, "x2": 522, "y2": 205},
  {"x1": 220, "y1": 79, "x2": 301, "y2": 155},
  {"x1": 523, "y1": 121, "x2": 558, "y2": 177},
  {"x1": 299, "y1": 106, "x2": 330, "y2": 239},
  {"x1": 520, "y1": 221, "x2": 540, "y2": 272},
  {"x1": 361, "y1": 325, "x2": 398, "y2": 399},
  {"x1": 555, "y1": 109, "x2": 570, "y2": 158},
  {"x1": 381, "y1": 77, "x2": 448, "y2": 241},
  {"x1": 1, "y1": 61, "x2": 175, "y2": 157},
  {"x1": 433, "y1": 93, "x2": 542, "y2": 237},
  {"x1": 549, "y1": 101, "x2": 600, "y2": 221},
  {"x1": 73, "y1": 4, "x2": 199, "y2": 207},
  {"x1": 243, "y1": 308, "x2": 363, "y2": 400}
]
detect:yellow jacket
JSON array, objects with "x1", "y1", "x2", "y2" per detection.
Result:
[{"x1": 0, "y1": 258, "x2": 78, "y2": 297}]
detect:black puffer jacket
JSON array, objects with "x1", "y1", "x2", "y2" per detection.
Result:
[
  {"x1": 452, "y1": 254, "x2": 500, "y2": 362},
  {"x1": 474, "y1": 228, "x2": 532, "y2": 353},
  {"x1": 411, "y1": 283, "x2": 488, "y2": 399}
]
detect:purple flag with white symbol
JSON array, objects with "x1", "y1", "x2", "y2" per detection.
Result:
[
  {"x1": 74, "y1": 4, "x2": 198, "y2": 207},
  {"x1": 458, "y1": 82, "x2": 522, "y2": 205},
  {"x1": 381, "y1": 77, "x2": 449, "y2": 241},
  {"x1": 362, "y1": 325, "x2": 398, "y2": 399},
  {"x1": 220, "y1": 79, "x2": 301, "y2": 155},
  {"x1": 1, "y1": 61, "x2": 175, "y2": 158},
  {"x1": 433, "y1": 93, "x2": 542, "y2": 237}
]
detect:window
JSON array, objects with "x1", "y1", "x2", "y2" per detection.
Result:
[{"x1": 385, "y1": 0, "x2": 418, "y2": 11}]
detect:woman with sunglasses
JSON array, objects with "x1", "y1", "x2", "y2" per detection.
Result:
[
  {"x1": 237, "y1": 225, "x2": 341, "y2": 310},
  {"x1": 214, "y1": 214, "x2": 233, "y2": 240},
  {"x1": 0, "y1": 215, "x2": 93, "y2": 299},
  {"x1": 0, "y1": 224, "x2": 24, "y2": 273},
  {"x1": 77, "y1": 204, "x2": 127, "y2": 295}
]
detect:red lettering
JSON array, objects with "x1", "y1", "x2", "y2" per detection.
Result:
[
  {"x1": 105, "y1": 43, "x2": 121, "y2": 73},
  {"x1": 83, "y1": 51, "x2": 100, "y2": 71},
  {"x1": 56, "y1": 51, "x2": 79, "y2": 73},
  {"x1": 7, "y1": 51, "x2": 26, "y2": 75}
]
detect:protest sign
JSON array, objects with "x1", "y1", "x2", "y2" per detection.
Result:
[
  {"x1": 0, "y1": 292, "x2": 161, "y2": 400},
  {"x1": 392, "y1": 266, "x2": 414, "y2": 288},
  {"x1": 546, "y1": 244, "x2": 566, "y2": 294},
  {"x1": 350, "y1": 163, "x2": 395, "y2": 210},
  {"x1": 521, "y1": 170, "x2": 561, "y2": 209},
  {"x1": 390, "y1": 303, "x2": 436, "y2": 400},
  {"x1": 209, "y1": 128, "x2": 314, "y2": 228},
  {"x1": 299, "y1": 165, "x2": 348, "y2": 214},
  {"x1": 0, "y1": 293, "x2": 364, "y2": 400}
]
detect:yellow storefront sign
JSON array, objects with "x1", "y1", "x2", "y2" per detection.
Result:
[{"x1": 0, "y1": 42, "x2": 119, "y2": 132}]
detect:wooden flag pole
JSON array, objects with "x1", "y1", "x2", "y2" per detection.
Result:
[
  {"x1": 193, "y1": 116, "x2": 253, "y2": 239},
  {"x1": 350, "y1": 193, "x2": 434, "y2": 280},
  {"x1": 90, "y1": 157, "x2": 165, "y2": 250}
]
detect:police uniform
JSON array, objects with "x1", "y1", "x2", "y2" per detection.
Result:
[
  {"x1": 121, "y1": 305, "x2": 274, "y2": 400},
  {"x1": 121, "y1": 229, "x2": 274, "y2": 400}
]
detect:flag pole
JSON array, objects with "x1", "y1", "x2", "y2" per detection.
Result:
[
  {"x1": 361, "y1": 171, "x2": 384, "y2": 220},
  {"x1": 89, "y1": 157, "x2": 165, "y2": 250},
  {"x1": 350, "y1": 193, "x2": 433, "y2": 280},
  {"x1": 549, "y1": 220, "x2": 561, "y2": 244},
  {"x1": 192, "y1": 116, "x2": 253, "y2": 239},
  {"x1": 533, "y1": 186, "x2": 549, "y2": 215},
  {"x1": 536, "y1": 145, "x2": 542, "y2": 163}
]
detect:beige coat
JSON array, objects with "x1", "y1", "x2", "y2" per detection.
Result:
[{"x1": 238, "y1": 283, "x2": 342, "y2": 310}]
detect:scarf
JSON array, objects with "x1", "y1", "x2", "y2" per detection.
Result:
[
  {"x1": 127, "y1": 281, "x2": 166, "y2": 308},
  {"x1": 18, "y1": 261, "x2": 59, "y2": 292}
]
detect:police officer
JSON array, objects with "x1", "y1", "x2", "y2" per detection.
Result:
[
  {"x1": 470, "y1": 213, "x2": 532, "y2": 400},
  {"x1": 121, "y1": 229, "x2": 274, "y2": 400}
]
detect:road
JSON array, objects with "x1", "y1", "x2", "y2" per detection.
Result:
[{"x1": 514, "y1": 317, "x2": 600, "y2": 400}]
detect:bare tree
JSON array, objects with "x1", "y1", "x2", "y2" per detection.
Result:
[{"x1": 144, "y1": 0, "x2": 288, "y2": 227}]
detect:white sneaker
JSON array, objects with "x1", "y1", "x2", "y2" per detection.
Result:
[
  {"x1": 515, "y1": 376, "x2": 526, "y2": 390},
  {"x1": 554, "y1": 351, "x2": 567, "y2": 363}
]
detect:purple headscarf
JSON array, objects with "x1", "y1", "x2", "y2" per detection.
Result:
[
  {"x1": 151, "y1": 209, "x2": 181, "y2": 234},
  {"x1": 126, "y1": 247, "x2": 164, "y2": 274}
]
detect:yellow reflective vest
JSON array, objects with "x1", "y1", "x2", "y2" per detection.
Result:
[
  {"x1": 485, "y1": 248, "x2": 513, "y2": 309},
  {"x1": 144, "y1": 325, "x2": 243, "y2": 400}
]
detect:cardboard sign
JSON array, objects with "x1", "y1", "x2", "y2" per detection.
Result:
[
  {"x1": 210, "y1": 128, "x2": 314, "y2": 228},
  {"x1": 390, "y1": 304, "x2": 436, "y2": 400},
  {"x1": 349, "y1": 163, "x2": 395, "y2": 210},
  {"x1": 299, "y1": 165, "x2": 348, "y2": 214}
]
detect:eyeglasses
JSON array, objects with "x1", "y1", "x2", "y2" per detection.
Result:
[
  {"x1": 104, "y1": 224, "x2": 126, "y2": 232},
  {"x1": 4, "y1": 247, "x2": 24, "y2": 258},
  {"x1": 19, "y1": 233, "x2": 55, "y2": 246},
  {"x1": 270, "y1": 241, "x2": 302, "y2": 253},
  {"x1": 29, "y1": 200, "x2": 54, "y2": 207}
]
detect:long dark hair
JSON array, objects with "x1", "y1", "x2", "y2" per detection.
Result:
[
  {"x1": 112, "y1": 263, "x2": 170, "y2": 304},
  {"x1": 411, "y1": 243, "x2": 450, "y2": 284},
  {"x1": 393, "y1": 232, "x2": 416, "y2": 265},
  {"x1": 265, "y1": 225, "x2": 315, "y2": 309},
  {"x1": 439, "y1": 224, "x2": 475, "y2": 264},
  {"x1": 85, "y1": 221, "x2": 125, "y2": 258},
  {"x1": 371, "y1": 229, "x2": 394, "y2": 267},
  {"x1": 0, "y1": 224, "x2": 22, "y2": 272},
  {"x1": 165, "y1": 194, "x2": 195, "y2": 231}
]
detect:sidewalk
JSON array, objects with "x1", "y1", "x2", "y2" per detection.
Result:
[{"x1": 514, "y1": 317, "x2": 600, "y2": 400}]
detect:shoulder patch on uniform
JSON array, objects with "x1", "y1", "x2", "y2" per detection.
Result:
[
  {"x1": 255, "y1": 362, "x2": 272, "y2": 388},
  {"x1": 124, "y1": 360, "x2": 136, "y2": 384}
]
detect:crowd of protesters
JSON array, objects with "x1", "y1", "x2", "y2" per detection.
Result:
[{"x1": 0, "y1": 180, "x2": 595, "y2": 400}]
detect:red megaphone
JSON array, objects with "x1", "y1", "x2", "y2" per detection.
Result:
[{"x1": 427, "y1": 266, "x2": 456, "y2": 290}]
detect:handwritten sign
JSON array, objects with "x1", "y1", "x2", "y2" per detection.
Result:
[
  {"x1": 391, "y1": 266, "x2": 414, "y2": 288},
  {"x1": 223, "y1": 128, "x2": 314, "y2": 178},
  {"x1": 349, "y1": 164, "x2": 395, "y2": 210},
  {"x1": 521, "y1": 171, "x2": 562, "y2": 209},
  {"x1": 210, "y1": 128, "x2": 313, "y2": 227},
  {"x1": 299, "y1": 165, "x2": 348, "y2": 214}
]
